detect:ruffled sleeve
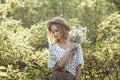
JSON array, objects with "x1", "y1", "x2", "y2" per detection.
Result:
[{"x1": 47, "y1": 44, "x2": 64, "y2": 68}]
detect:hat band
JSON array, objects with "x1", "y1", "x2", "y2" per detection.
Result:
[{"x1": 54, "y1": 19, "x2": 66, "y2": 24}]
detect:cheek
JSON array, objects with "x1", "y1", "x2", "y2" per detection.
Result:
[{"x1": 58, "y1": 32, "x2": 61, "y2": 37}]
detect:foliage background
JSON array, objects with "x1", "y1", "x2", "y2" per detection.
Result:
[{"x1": 0, "y1": 0, "x2": 120, "y2": 80}]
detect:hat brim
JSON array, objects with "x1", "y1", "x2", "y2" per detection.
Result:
[{"x1": 47, "y1": 21, "x2": 70, "y2": 31}]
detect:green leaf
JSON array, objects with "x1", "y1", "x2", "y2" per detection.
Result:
[
  {"x1": 97, "y1": 33, "x2": 103, "y2": 40},
  {"x1": 0, "y1": 72, "x2": 8, "y2": 77}
]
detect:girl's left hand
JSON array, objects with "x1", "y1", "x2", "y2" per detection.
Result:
[{"x1": 61, "y1": 67, "x2": 67, "y2": 72}]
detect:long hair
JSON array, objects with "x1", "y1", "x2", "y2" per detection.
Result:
[{"x1": 47, "y1": 23, "x2": 69, "y2": 45}]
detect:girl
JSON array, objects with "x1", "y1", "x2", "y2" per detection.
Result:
[{"x1": 47, "y1": 17, "x2": 84, "y2": 80}]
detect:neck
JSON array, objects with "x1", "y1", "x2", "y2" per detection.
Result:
[{"x1": 58, "y1": 39, "x2": 66, "y2": 44}]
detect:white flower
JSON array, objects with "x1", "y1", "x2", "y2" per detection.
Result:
[{"x1": 69, "y1": 27, "x2": 87, "y2": 43}]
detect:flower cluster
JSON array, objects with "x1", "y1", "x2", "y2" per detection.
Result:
[{"x1": 69, "y1": 27, "x2": 87, "y2": 43}]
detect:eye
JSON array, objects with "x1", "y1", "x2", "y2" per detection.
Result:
[{"x1": 55, "y1": 30, "x2": 58, "y2": 32}]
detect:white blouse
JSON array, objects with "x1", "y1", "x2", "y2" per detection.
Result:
[{"x1": 47, "y1": 43, "x2": 84, "y2": 76}]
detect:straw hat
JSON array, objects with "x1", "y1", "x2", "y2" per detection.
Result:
[{"x1": 47, "y1": 16, "x2": 70, "y2": 31}]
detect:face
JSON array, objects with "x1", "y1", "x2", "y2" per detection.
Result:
[{"x1": 50, "y1": 25, "x2": 61, "y2": 40}]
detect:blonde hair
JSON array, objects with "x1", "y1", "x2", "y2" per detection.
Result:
[{"x1": 47, "y1": 23, "x2": 69, "y2": 45}]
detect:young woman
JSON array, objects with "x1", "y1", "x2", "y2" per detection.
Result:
[{"x1": 47, "y1": 17, "x2": 84, "y2": 80}]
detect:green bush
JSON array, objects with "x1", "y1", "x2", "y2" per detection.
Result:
[
  {"x1": 82, "y1": 12, "x2": 120, "y2": 80},
  {"x1": 0, "y1": 18, "x2": 50, "y2": 80},
  {"x1": 0, "y1": 0, "x2": 120, "y2": 80}
]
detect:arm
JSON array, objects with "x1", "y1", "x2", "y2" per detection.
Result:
[
  {"x1": 57, "y1": 47, "x2": 73, "y2": 69},
  {"x1": 75, "y1": 64, "x2": 82, "y2": 80},
  {"x1": 57, "y1": 43, "x2": 77, "y2": 70}
]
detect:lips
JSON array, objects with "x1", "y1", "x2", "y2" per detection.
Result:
[
  {"x1": 55, "y1": 36, "x2": 58, "y2": 38},
  {"x1": 54, "y1": 36, "x2": 59, "y2": 39}
]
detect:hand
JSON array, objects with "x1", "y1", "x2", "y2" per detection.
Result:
[
  {"x1": 61, "y1": 67, "x2": 67, "y2": 72},
  {"x1": 69, "y1": 42, "x2": 78, "y2": 51},
  {"x1": 68, "y1": 42, "x2": 79, "y2": 56}
]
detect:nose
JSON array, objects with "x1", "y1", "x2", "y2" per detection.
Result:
[
  {"x1": 54, "y1": 32, "x2": 57, "y2": 36},
  {"x1": 53, "y1": 32, "x2": 58, "y2": 37}
]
